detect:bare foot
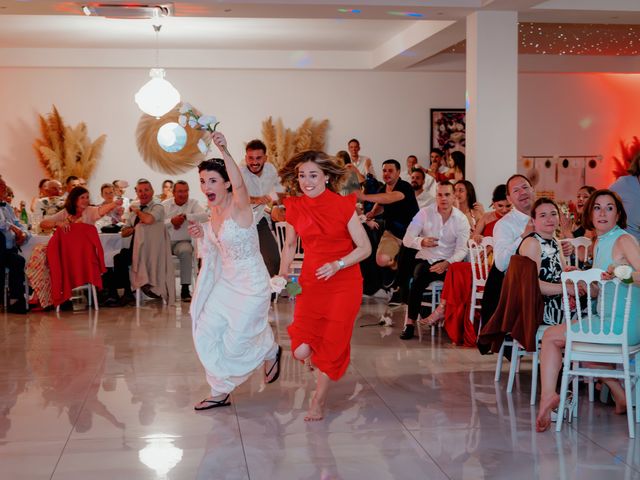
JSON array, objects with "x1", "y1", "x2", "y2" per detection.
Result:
[
  {"x1": 304, "y1": 395, "x2": 325, "y2": 422},
  {"x1": 536, "y1": 393, "x2": 560, "y2": 432}
]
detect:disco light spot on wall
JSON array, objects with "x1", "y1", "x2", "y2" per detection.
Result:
[
  {"x1": 399, "y1": 50, "x2": 417, "y2": 57},
  {"x1": 465, "y1": 91, "x2": 470, "y2": 110},
  {"x1": 291, "y1": 51, "x2": 312, "y2": 68},
  {"x1": 338, "y1": 8, "x2": 361, "y2": 14},
  {"x1": 388, "y1": 11, "x2": 424, "y2": 18},
  {"x1": 579, "y1": 116, "x2": 593, "y2": 129}
]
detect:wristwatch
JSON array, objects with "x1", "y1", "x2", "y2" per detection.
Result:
[{"x1": 337, "y1": 259, "x2": 345, "y2": 270}]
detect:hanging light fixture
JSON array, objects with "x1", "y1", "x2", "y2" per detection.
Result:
[{"x1": 134, "y1": 24, "x2": 180, "y2": 118}]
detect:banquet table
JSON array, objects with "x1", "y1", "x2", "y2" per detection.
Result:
[{"x1": 20, "y1": 233, "x2": 130, "y2": 268}]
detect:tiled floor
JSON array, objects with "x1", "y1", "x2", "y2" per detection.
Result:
[{"x1": 1, "y1": 299, "x2": 639, "y2": 479}]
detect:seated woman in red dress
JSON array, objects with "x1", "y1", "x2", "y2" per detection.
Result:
[
  {"x1": 471, "y1": 183, "x2": 512, "y2": 243},
  {"x1": 278, "y1": 151, "x2": 371, "y2": 421}
]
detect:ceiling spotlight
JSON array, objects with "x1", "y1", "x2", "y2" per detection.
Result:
[{"x1": 81, "y1": 3, "x2": 174, "y2": 19}]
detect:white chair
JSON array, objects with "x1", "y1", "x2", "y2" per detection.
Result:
[
  {"x1": 56, "y1": 283, "x2": 99, "y2": 313},
  {"x1": 560, "y1": 236, "x2": 592, "y2": 268},
  {"x1": 468, "y1": 236, "x2": 493, "y2": 335},
  {"x1": 415, "y1": 280, "x2": 444, "y2": 341},
  {"x1": 555, "y1": 269, "x2": 640, "y2": 437}
]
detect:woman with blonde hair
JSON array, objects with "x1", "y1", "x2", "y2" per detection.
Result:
[{"x1": 277, "y1": 150, "x2": 371, "y2": 421}]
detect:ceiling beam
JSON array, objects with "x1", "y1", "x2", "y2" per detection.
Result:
[{"x1": 371, "y1": 20, "x2": 465, "y2": 71}]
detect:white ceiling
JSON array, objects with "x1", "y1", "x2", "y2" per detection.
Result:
[{"x1": 0, "y1": 0, "x2": 639, "y2": 71}]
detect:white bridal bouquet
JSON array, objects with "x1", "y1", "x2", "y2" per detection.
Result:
[
  {"x1": 178, "y1": 103, "x2": 220, "y2": 154},
  {"x1": 270, "y1": 276, "x2": 302, "y2": 298},
  {"x1": 614, "y1": 264, "x2": 634, "y2": 284}
]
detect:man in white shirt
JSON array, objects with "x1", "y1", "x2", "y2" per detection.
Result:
[
  {"x1": 401, "y1": 155, "x2": 419, "y2": 182},
  {"x1": 95, "y1": 183, "x2": 125, "y2": 231},
  {"x1": 493, "y1": 174, "x2": 536, "y2": 272},
  {"x1": 348, "y1": 138, "x2": 375, "y2": 178},
  {"x1": 162, "y1": 181, "x2": 208, "y2": 301},
  {"x1": 410, "y1": 168, "x2": 436, "y2": 209},
  {"x1": 240, "y1": 139, "x2": 282, "y2": 276},
  {"x1": 32, "y1": 179, "x2": 65, "y2": 231},
  {"x1": 399, "y1": 181, "x2": 470, "y2": 340}
]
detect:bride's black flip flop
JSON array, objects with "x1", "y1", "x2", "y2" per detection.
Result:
[
  {"x1": 266, "y1": 345, "x2": 282, "y2": 384},
  {"x1": 194, "y1": 394, "x2": 231, "y2": 411}
]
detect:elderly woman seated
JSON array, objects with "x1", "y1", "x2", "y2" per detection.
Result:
[{"x1": 536, "y1": 190, "x2": 640, "y2": 432}]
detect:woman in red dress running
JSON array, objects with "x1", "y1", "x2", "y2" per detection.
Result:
[{"x1": 278, "y1": 150, "x2": 371, "y2": 421}]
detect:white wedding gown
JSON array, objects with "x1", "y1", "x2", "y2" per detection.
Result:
[{"x1": 190, "y1": 217, "x2": 277, "y2": 396}]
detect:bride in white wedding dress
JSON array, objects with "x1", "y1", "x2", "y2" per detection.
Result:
[{"x1": 188, "y1": 131, "x2": 281, "y2": 411}]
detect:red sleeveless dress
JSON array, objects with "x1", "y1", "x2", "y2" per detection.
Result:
[{"x1": 283, "y1": 190, "x2": 362, "y2": 380}]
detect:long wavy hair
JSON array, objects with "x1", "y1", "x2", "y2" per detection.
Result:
[{"x1": 279, "y1": 150, "x2": 347, "y2": 196}]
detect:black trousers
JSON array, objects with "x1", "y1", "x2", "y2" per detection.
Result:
[
  {"x1": 111, "y1": 247, "x2": 133, "y2": 295},
  {"x1": 0, "y1": 233, "x2": 26, "y2": 302},
  {"x1": 407, "y1": 259, "x2": 447, "y2": 321},
  {"x1": 257, "y1": 218, "x2": 281, "y2": 277}
]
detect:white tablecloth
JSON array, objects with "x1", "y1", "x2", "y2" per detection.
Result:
[{"x1": 20, "y1": 233, "x2": 130, "y2": 268}]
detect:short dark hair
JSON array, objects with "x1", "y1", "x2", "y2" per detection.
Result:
[
  {"x1": 430, "y1": 148, "x2": 443, "y2": 157},
  {"x1": 100, "y1": 183, "x2": 113, "y2": 194},
  {"x1": 65, "y1": 175, "x2": 79, "y2": 185},
  {"x1": 162, "y1": 179, "x2": 174, "y2": 187},
  {"x1": 407, "y1": 155, "x2": 417, "y2": 161},
  {"x1": 382, "y1": 159, "x2": 401, "y2": 171},
  {"x1": 410, "y1": 168, "x2": 425, "y2": 179},
  {"x1": 64, "y1": 186, "x2": 89, "y2": 215},
  {"x1": 198, "y1": 159, "x2": 232, "y2": 192},
  {"x1": 530, "y1": 197, "x2": 559, "y2": 219},
  {"x1": 246, "y1": 139, "x2": 267, "y2": 153},
  {"x1": 437, "y1": 180, "x2": 454, "y2": 191},
  {"x1": 348, "y1": 138, "x2": 360, "y2": 146},
  {"x1": 38, "y1": 178, "x2": 49, "y2": 189},
  {"x1": 581, "y1": 189, "x2": 627, "y2": 231},
  {"x1": 506, "y1": 174, "x2": 532, "y2": 195},
  {"x1": 492, "y1": 184, "x2": 507, "y2": 203},
  {"x1": 173, "y1": 180, "x2": 189, "y2": 191}
]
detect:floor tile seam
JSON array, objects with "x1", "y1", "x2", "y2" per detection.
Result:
[
  {"x1": 49, "y1": 355, "x2": 108, "y2": 480},
  {"x1": 572, "y1": 425, "x2": 640, "y2": 472},
  {"x1": 232, "y1": 401, "x2": 253, "y2": 480},
  {"x1": 349, "y1": 360, "x2": 454, "y2": 480}
]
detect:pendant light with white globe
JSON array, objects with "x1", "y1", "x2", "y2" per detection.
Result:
[{"x1": 135, "y1": 24, "x2": 180, "y2": 118}]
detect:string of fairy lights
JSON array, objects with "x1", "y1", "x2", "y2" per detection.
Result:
[{"x1": 444, "y1": 23, "x2": 640, "y2": 56}]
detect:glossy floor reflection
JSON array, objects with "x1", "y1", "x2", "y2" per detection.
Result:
[{"x1": 2, "y1": 299, "x2": 639, "y2": 479}]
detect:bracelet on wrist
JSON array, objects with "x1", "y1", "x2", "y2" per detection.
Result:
[{"x1": 337, "y1": 259, "x2": 345, "y2": 270}]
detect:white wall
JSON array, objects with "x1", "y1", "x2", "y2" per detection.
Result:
[
  {"x1": 0, "y1": 68, "x2": 464, "y2": 205},
  {"x1": 2, "y1": 67, "x2": 639, "y2": 208}
]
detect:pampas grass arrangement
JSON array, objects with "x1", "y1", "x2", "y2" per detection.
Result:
[
  {"x1": 136, "y1": 104, "x2": 206, "y2": 174},
  {"x1": 612, "y1": 136, "x2": 640, "y2": 179},
  {"x1": 33, "y1": 105, "x2": 106, "y2": 181},
  {"x1": 261, "y1": 116, "x2": 330, "y2": 169}
]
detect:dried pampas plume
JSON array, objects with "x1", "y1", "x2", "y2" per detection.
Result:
[
  {"x1": 33, "y1": 105, "x2": 106, "y2": 181},
  {"x1": 612, "y1": 136, "x2": 640, "y2": 179},
  {"x1": 261, "y1": 117, "x2": 330, "y2": 169},
  {"x1": 136, "y1": 104, "x2": 205, "y2": 175}
]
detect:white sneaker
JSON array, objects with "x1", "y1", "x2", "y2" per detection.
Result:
[{"x1": 372, "y1": 288, "x2": 392, "y2": 301}]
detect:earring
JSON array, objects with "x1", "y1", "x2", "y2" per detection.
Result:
[{"x1": 325, "y1": 180, "x2": 329, "y2": 185}]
